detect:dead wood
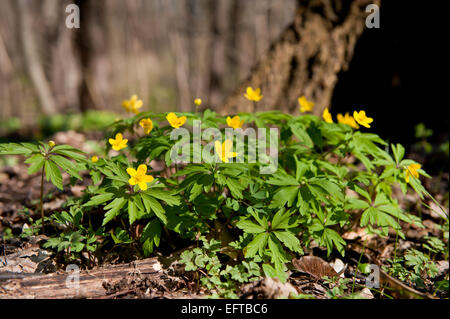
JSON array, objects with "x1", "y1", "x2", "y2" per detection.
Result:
[{"x1": 0, "y1": 257, "x2": 163, "y2": 299}]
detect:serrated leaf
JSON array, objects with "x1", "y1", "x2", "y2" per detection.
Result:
[
  {"x1": 245, "y1": 232, "x2": 268, "y2": 258},
  {"x1": 141, "y1": 193, "x2": 167, "y2": 224},
  {"x1": 45, "y1": 160, "x2": 63, "y2": 190},
  {"x1": 25, "y1": 154, "x2": 45, "y2": 174},
  {"x1": 273, "y1": 231, "x2": 302, "y2": 253},
  {"x1": 50, "y1": 155, "x2": 82, "y2": 180},
  {"x1": 262, "y1": 264, "x2": 288, "y2": 283},
  {"x1": 102, "y1": 197, "x2": 126, "y2": 226},
  {"x1": 269, "y1": 186, "x2": 298, "y2": 208},
  {"x1": 141, "y1": 219, "x2": 161, "y2": 256},
  {"x1": 236, "y1": 220, "x2": 266, "y2": 233},
  {"x1": 146, "y1": 189, "x2": 180, "y2": 206},
  {"x1": 84, "y1": 193, "x2": 115, "y2": 207}
]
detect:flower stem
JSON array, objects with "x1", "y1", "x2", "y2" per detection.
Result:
[{"x1": 40, "y1": 166, "x2": 45, "y2": 235}]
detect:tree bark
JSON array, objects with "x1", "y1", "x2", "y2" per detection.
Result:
[
  {"x1": 16, "y1": 0, "x2": 57, "y2": 116},
  {"x1": 0, "y1": 258, "x2": 162, "y2": 299},
  {"x1": 74, "y1": 0, "x2": 107, "y2": 111},
  {"x1": 219, "y1": 0, "x2": 379, "y2": 116}
]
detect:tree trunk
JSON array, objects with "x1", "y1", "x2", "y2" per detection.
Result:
[
  {"x1": 74, "y1": 0, "x2": 106, "y2": 111},
  {"x1": 219, "y1": 0, "x2": 379, "y2": 116},
  {"x1": 16, "y1": 0, "x2": 57, "y2": 116}
]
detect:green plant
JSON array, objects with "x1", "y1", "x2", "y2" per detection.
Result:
[
  {"x1": 1, "y1": 103, "x2": 446, "y2": 293},
  {"x1": 0, "y1": 141, "x2": 86, "y2": 233},
  {"x1": 180, "y1": 236, "x2": 261, "y2": 298},
  {"x1": 384, "y1": 248, "x2": 441, "y2": 289}
]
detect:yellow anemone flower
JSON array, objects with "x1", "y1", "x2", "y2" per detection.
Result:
[
  {"x1": 298, "y1": 96, "x2": 314, "y2": 113},
  {"x1": 244, "y1": 87, "x2": 263, "y2": 102},
  {"x1": 214, "y1": 139, "x2": 237, "y2": 163},
  {"x1": 109, "y1": 133, "x2": 128, "y2": 151},
  {"x1": 194, "y1": 98, "x2": 202, "y2": 106},
  {"x1": 166, "y1": 112, "x2": 187, "y2": 129},
  {"x1": 48, "y1": 141, "x2": 56, "y2": 148},
  {"x1": 122, "y1": 94, "x2": 143, "y2": 114},
  {"x1": 405, "y1": 163, "x2": 421, "y2": 183},
  {"x1": 139, "y1": 118, "x2": 153, "y2": 134},
  {"x1": 226, "y1": 115, "x2": 244, "y2": 129},
  {"x1": 91, "y1": 155, "x2": 99, "y2": 163},
  {"x1": 337, "y1": 112, "x2": 359, "y2": 129},
  {"x1": 127, "y1": 164, "x2": 154, "y2": 191},
  {"x1": 322, "y1": 108, "x2": 333, "y2": 123},
  {"x1": 353, "y1": 110, "x2": 373, "y2": 128}
]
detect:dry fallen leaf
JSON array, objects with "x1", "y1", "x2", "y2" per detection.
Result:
[{"x1": 292, "y1": 256, "x2": 338, "y2": 279}]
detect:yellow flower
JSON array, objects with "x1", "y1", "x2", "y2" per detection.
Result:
[
  {"x1": 48, "y1": 141, "x2": 56, "y2": 148},
  {"x1": 298, "y1": 96, "x2": 314, "y2": 113},
  {"x1": 214, "y1": 139, "x2": 237, "y2": 163},
  {"x1": 244, "y1": 87, "x2": 263, "y2": 102},
  {"x1": 226, "y1": 115, "x2": 244, "y2": 129},
  {"x1": 127, "y1": 164, "x2": 154, "y2": 191},
  {"x1": 91, "y1": 155, "x2": 99, "y2": 163},
  {"x1": 337, "y1": 112, "x2": 359, "y2": 129},
  {"x1": 405, "y1": 163, "x2": 421, "y2": 183},
  {"x1": 109, "y1": 133, "x2": 128, "y2": 151},
  {"x1": 194, "y1": 98, "x2": 202, "y2": 106},
  {"x1": 322, "y1": 108, "x2": 333, "y2": 123},
  {"x1": 353, "y1": 110, "x2": 373, "y2": 128},
  {"x1": 139, "y1": 118, "x2": 153, "y2": 134},
  {"x1": 122, "y1": 94, "x2": 143, "y2": 114},
  {"x1": 166, "y1": 112, "x2": 187, "y2": 129}
]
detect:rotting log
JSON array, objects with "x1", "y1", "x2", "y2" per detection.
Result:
[{"x1": 0, "y1": 258, "x2": 162, "y2": 299}]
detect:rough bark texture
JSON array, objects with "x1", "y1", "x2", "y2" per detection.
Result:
[
  {"x1": 0, "y1": 258, "x2": 161, "y2": 299},
  {"x1": 16, "y1": 0, "x2": 57, "y2": 115},
  {"x1": 219, "y1": 0, "x2": 379, "y2": 116}
]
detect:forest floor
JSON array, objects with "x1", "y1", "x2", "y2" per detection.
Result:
[{"x1": 0, "y1": 131, "x2": 448, "y2": 299}]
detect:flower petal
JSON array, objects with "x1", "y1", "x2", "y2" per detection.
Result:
[
  {"x1": 143, "y1": 175, "x2": 154, "y2": 183},
  {"x1": 137, "y1": 164, "x2": 147, "y2": 175},
  {"x1": 138, "y1": 182, "x2": 148, "y2": 191},
  {"x1": 215, "y1": 140, "x2": 223, "y2": 158},
  {"x1": 127, "y1": 168, "x2": 137, "y2": 176},
  {"x1": 129, "y1": 177, "x2": 138, "y2": 185},
  {"x1": 223, "y1": 139, "x2": 233, "y2": 154}
]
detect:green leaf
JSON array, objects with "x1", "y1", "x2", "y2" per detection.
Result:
[
  {"x1": 25, "y1": 154, "x2": 45, "y2": 174},
  {"x1": 141, "y1": 219, "x2": 162, "y2": 256},
  {"x1": 50, "y1": 155, "x2": 82, "y2": 180},
  {"x1": 236, "y1": 220, "x2": 266, "y2": 234},
  {"x1": 52, "y1": 147, "x2": 86, "y2": 161},
  {"x1": 271, "y1": 209, "x2": 294, "y2": 230},
  {"x1": 128, "y1": 200, "x2": 138, "y2": 225},
  {"x1": 0, "y1": 143, "x2": 34, "y2": 156},
  {"x1": 266, "y1": 169, "x2": 299, "y2": 186},
  {"x1": 141, "y1": 194, "x2": 167, "y2": 224},
  {"x1": 268, "y1": 235, "x2": 287, "y2": 269},
  {"x1": 269, "y1": 186, "x2": 299, "y2": 208},
  {"x1": 45, "y1": 160, "x2": 63, "y2": 190},
  {"x1": 262, "y1": 264, "x2": 288, "y2": 283},
  {"x1": 345, "y1": 197, "x2": 370, "y2": 210},
  {"x1": 84, "y1": 193, "x2": 115, "y2": 207},
  {"x1": 323, "y1": 228, "x2": 346, "y2": 257},
  {"x1": 146, "y1": 189, "x2": 180, "y2": 206},
  {"x1": 290, "y1": 122, "x2": 313, "y2": 148},
  {"x1": 102, "y1": 197, "x2": 126, "y2": 226},
  {"x1": 309, "y1": 178, "x2": 344, "y2": 202},
  {"x1": 273, "y1": 231, "x2": 303, "y2": 253},
  {"x1": 245, "y1": 232, "x2": 268, "y2": 258},
  {"x1": 226, "y1": 177, "x2": 244, "y2": 199}
]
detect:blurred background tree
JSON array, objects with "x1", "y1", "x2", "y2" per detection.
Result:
[{"x1": 0, "y1": 0, "x2": 447, "y2": 150}]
